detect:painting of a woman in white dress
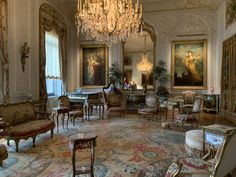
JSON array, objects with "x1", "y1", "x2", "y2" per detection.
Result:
[
  {"x1": 171, "y1": 40, "x2": 207, "y2": 89},
  {"x1": 81, "y1": 45, "x2": 108, "y2": 87}
]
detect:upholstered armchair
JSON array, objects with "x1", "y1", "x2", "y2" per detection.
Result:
[
  {"x1": 175, "y1": 98, "x2": 202, "y2": 130},
  {"x1": 138, "y1": 94, "x2": 159, "y2": 120},
  {"x1": 179, "y1": 91, "x2": 196, "y2": 113},
  {"x1": 165, "y1": 129, "x2": 236, "y2": 177},
  {"x1": 103, "y1": 92, "x2": 125, "y2": 118},
  {"x1": 58, "y1": 95, "x2": 84, "y2": 125}
]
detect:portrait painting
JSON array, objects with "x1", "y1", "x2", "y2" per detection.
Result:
[
  {"x1": 171, "y1": 40, "x2": 207, "y2": 89},
  {"x1": 80, "y1": 45, "x2": 108, "y2": 87}
]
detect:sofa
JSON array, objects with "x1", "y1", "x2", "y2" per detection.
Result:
[{"x1": 0, "y1": 101, "x2": 55, "y2": 152}]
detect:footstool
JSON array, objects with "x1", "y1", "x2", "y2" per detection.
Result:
[
  {"x1": 185, "y1": 129, "x2": 208, "y2": 157},
  {"x1": 0, "y1": 144, "x2": 8, "y2": 166}
]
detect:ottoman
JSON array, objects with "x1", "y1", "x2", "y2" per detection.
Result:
[
  {"x1": 0, "y1": 144, "x2": 8, "y2": 166},
  {"x1": 185, "y1": 129, "x2": 208, "y2": 157}
]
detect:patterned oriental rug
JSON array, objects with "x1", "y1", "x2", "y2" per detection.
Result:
[{"x1": 0, "y1": 117, "x2": 187, "y2": 177}]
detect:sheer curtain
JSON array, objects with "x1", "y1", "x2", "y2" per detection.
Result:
[{"x1": 45, "y1": 30, "x2": 62, "y2": 96}]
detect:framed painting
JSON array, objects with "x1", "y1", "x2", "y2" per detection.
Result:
[
  {"x1": 80, "y1": 44, "x2": 108, "y2": 87},
  {"x1": 171, "y1": 40, "x2": 207, "y2": 90},
  {"x1": 226, "y1": 0, "x2": 236, "y2": 29}
]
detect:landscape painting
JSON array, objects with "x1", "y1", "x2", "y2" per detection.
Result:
[{"x1": 171, "y1": 40, "x2": 207, "y2": 89}]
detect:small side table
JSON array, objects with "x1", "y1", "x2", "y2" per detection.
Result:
[
  {"x1": 202, "y1": 124, "x2": 236, "y2": 154},
  {"x1": 52, "y1": 107, "x2": 70, "y2": 132},
  {"x1": 69, "y1": 132, "x2": 97, "y2": 177}
]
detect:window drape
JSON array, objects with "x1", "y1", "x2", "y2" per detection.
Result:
[{"x1": 45, "y1": 31, "x2": 61, "y2": 79}]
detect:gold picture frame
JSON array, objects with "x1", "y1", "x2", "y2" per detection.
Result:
[
  {"x1": 80, "y1": 44, "x2": 109, "y2": 88},
  {"x1": 171, "y1": 40, "x2": 207, "y2": 90}
]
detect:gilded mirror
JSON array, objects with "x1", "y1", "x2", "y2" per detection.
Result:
[{"x1": 123, "y1": 22, "x2": 156, "y2": 91}]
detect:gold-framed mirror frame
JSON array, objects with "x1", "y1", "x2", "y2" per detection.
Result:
[{"x1": 122, "y1": 21, "x2": 157, "y2": 91}]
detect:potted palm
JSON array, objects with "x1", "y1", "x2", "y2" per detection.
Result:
[
  {"x1": 153, "y1": 60, "x2": 170, "y2": 101},
  {"x1": 109, "y1": 63, "x2": 124, "y2": 92}
]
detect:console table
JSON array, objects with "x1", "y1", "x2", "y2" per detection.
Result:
[
  {"x1": 126, "y1": 94, "x2": 145, "y2": 113},
  {"x1": 203, "y1": 94, "x2": 220, "y2": 114}
]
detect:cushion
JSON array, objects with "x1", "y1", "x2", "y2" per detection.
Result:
[
  {"x1": 10, "y1": 120, "x2": 54, "y2": 137},
  {"x1": 186, "y1": 130, "x2": 203, "y2": 150},
  {"x1": 192, "y1": 99, "x2": 201, "y2": 112},
  {"x1": 0, "y1": 102, "x2": 36, "y2": 126},
  {"x1": 69, "y1": 110, "x2": 83, "y2": 117},
  {"x1": 179, "y1": 158, "x2": 210, "y2": 175},
  {"x1": 108, "y1": 107, "x2": 124, "y2": 113},
  {"x1": 139, "y1": 108, "x2": 156, "y2": 114}
]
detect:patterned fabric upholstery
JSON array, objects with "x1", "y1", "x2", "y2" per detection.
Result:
[
  {"x1": 175, "y1": 98, "x2": 202, "y2": 130},
  {"x1": 0, "y1": 102, "x2": 36, "y2": 126},
  {"x1": 0, "y1": 102, "x2": 55, "y2": 152},
  {"x1": 10, "y1": 120, "x2": 54, "y2": 137},
  {"x1": 58, "y1": 95, "x2": 84, "y2": 123},
  {"x1": 165, "y1": 162, "x2": 179, "y2": 177},
  {"x1": 138, "y1": 95, "x2": 159, "y2": 118},
  {"x1": 192, "y1": 99, "x2": 201, "y2": 112},
  {"x1": 166, "y1": 130, "x2": 236, "y2": 177}
]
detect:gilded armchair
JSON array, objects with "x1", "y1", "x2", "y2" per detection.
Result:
[
  {"x1": 165, "y1": 129, "x2": 236, "y2": 177},
  {"x1": 138, "y1": 94, "x2": 159, "y2": 120},
  {"x1": 175, "y1": 98, "x2": 203, "y2": 130}
]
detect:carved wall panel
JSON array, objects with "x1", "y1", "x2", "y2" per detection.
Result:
[{"x1": 39, "y1": 3, "x2": 67, "y2": 101}]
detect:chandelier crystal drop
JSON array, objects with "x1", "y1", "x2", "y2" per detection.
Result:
[{"x1": 76, "y1": 0, "x2": 143, "y2": 46}]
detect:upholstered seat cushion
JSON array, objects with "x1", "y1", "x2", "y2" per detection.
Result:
[
  {"x1": 186, "y1": 130, "x2": 203, "y2": 150},
  {"x1": 108, "y1": 107, "x2": 124, "y2": 113},
  {"x1": 139, "y1": 108, "x2": 156, "y2": 114},
  {"x1": 10, "y1": 120, "x2": 54, "y2": 137},
  {"x1": 69, "y1": 110, "x2": 83, "y2": 117},
  {"x1": 165, "y1": 158, "x2": 210, "y2": 177},
  {"x1": 179, "y1": 158, "x2": 210, "y2": 176},
  {"x1": 176, "y1": 114, "x2": 197, "y2": 122}
]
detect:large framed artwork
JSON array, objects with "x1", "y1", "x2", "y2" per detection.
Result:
[
  {"x1": 171, "y1": 40, "x2": 207, "y2": 90},
  {"x1": 226, "y1": 0, "x2": 236, "y2": 29},
  {"x1": 80, "y1": 45, "x2": 108, "y2": 87}
]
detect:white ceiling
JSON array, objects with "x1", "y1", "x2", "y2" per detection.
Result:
[{"x1": 50, "y1": 0, "x2": 224, "y2": 21}]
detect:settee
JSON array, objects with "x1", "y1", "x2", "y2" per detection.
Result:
[{"x1": 0, "y1": 101, "x2": 55, "y2": 152}]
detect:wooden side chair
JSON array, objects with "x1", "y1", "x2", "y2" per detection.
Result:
[{"x1": 58, "y1": 95, "x2": 84, "y2": 126}]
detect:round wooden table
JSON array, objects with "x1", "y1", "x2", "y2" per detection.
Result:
[{"x1": 69, "y1": 132, "x2": 97, "y2": 177}]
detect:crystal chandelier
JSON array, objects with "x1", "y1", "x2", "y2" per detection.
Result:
[
  {"x1": 76, "y1": 0, "x2": 143, "y2": 46},
  {"x1": 137, "y1": 35, "x2": 153, "y2": 75}
]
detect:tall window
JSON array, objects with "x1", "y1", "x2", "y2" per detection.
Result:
[{"x1": 45, "y1": 30, "x2": 62, "y2": 96}]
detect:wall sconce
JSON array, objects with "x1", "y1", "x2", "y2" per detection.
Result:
[{"x1": 21, "y1": 42, "x2": 30, "y2": 72}]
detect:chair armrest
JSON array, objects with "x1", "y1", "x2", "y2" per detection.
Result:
[{"x1": 165, "y1": 158, "x2": 183, "y2": 177}]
